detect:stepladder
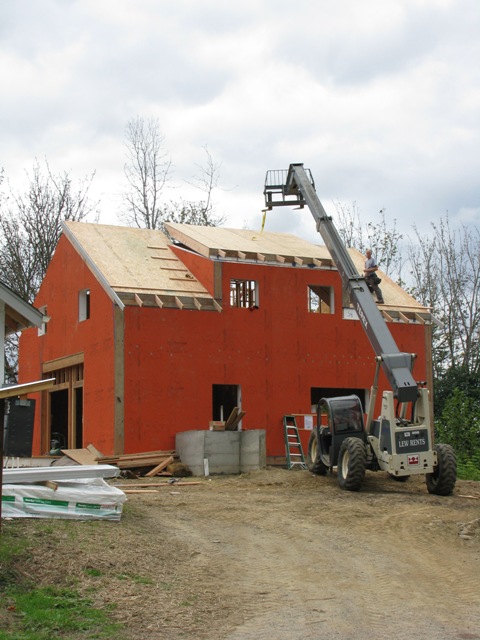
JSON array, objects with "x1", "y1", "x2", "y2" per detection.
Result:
[{"x1": 283, "y1": 415, "x2": 307, "y2": 469}]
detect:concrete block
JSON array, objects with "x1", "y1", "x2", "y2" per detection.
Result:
[
  {"x1": 176, "y1": 429, "x2": 266, "y2": 476},
  {"x1": 240, "y1": 430, "x2": 266, "y2": 473}
]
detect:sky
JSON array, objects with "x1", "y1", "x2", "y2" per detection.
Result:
[{"x1": 1, "y1": 0, "x2": 480, "y2": 244}]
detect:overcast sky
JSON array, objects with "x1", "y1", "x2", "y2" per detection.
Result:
[{"x1": 1, "y1": 0, "x2": 479, "y2": 243}]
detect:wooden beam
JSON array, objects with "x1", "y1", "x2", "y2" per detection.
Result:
[
  {"x1": 213, "y1": 300, "x2": 222, "y2": 312},
  {"x1": 43, "y1": 353, "x2": 84, "y2": 373},
  {"x1": 154, "y1": 295, "x2": 163, "y2": 308},
  {"x1": 276, "y1": 255, "x2": 286, "y2": 263},
  {"x1": 294, "y1": 256, "x2": 304, "y2": 266},
  {"x1": 217, "y1": 249, "x2": 226, "y2": 258},
  {"x1": 193, "y1": 297, "x2": 202, "y2": 311},
  {"x1": 145, "y1": 455, "x2": 174, "y2": 477},
  {"x1": 134, "y1": 293, "x2": 143, "y2": 307},
  {"x1": 256, "y1": 253, "x2": 266, "y2": 262},
  {"x1": 175, "y1": 296, "x2": 184, "y2": 310},
  {"x1": 0, "y1": 378, "x2": 55, "y2": 399},
  {"x1": 398, "y1": 311, "x2": 410, "y2": 323},
  {"x1": 237, "y1": 251, "x2": 246, "y2": 260}
]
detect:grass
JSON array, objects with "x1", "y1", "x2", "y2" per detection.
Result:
[
  {"x1": 457, "y1": 452, "x2": 480, "y2": 482},
  {"x1": 0, "y1": 528, "x2": 122, "y2": 640}
]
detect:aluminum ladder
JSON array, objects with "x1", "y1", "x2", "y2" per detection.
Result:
[{"x1": 283, "y1": 415, "x2": 307, "y2": 469}]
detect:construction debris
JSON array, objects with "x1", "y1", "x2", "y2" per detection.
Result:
[
  {"x1": 95, "y1": 449, "x2": 181, "y2": 476},
  {"x1": 2, "y1": 477, "x2": 126, "y2": 521},
  {"x1": 1, "y1": 464, "x2": 125, "y2": 521},
  {"x1": 2, "y1": 464, "x2": 119, "y2": 483}
]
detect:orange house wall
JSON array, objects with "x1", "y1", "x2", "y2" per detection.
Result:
[
  {"x1": 19, "y1": 235, "x2": 117, "y2": 456},
  {"x1": 122, "y1": 257, "x2": 428, "y2": 457},
  {"x1": 19, "y1": 237, "x2": 428, "y2": 459}
]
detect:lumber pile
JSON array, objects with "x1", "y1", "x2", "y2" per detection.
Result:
[
  {"x1": 95, "y1": 450, "x2": 183, "y2": 477},
  {"x1": 51, "y1": 446, "x2": 190, "y2": 478}
]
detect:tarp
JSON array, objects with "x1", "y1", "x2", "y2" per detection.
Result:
[{"x1": 1, "y1": 477, "x2": 127, "y2": 521}]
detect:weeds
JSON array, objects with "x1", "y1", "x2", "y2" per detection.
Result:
[{"x1": 0, "y1": 527, "x2": 122, "y2": 639}]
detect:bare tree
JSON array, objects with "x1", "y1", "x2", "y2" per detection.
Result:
[
  {"x1": 409, "y1": 217, "x2": 480, "y2": 377},
  {"x1": 122, "y1": 116, "x2": 172, "y2": 229},
  {"x1": 162, "y1": 146, "x2": 225, "y2": 231},
  {"x1": 333, "y1": 203, "x2": 404, "y2": 282},
  {"x1": 0, "y1": 159, "x2": 98, "y2": 381},
  {"x1": 122, "y1": 117, "x2": 224, "y2": 230}
]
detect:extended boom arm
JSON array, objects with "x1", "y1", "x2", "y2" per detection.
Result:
[{"x1": 264, "y1": 163, "x2": 418, "y2": 403}]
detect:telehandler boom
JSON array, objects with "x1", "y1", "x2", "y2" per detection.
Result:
[{"x1": 264, "y1": 164, "x2": 456, "y2": 494}]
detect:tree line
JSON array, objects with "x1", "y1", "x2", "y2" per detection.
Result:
[
  {"x1": 0, "y1": 117, "x2": 478, "y2": 477},
  {"x1": 335, "y1": 204, "x2": 480, "y2": 479}
]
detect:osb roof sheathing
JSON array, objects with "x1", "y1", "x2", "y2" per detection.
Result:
[
  {"x1": 63, "y1": 220, "x2": 430, "y2": 319},
  {"x1": 166, "y1": 222, "x2": 429, "y2": 315},
  {"x1": 164, "y1": 222, "x2": 333, "y2": 264},
  {"x1": 63, "y1": 221, "x2": 211, "y2": 299}
]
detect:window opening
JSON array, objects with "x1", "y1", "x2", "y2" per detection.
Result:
[
  {"x1": 79, "y1": 289, "x2": 90, "y2": 321},
  {"x1": 308, "y1": 285, "x2": 334, "y2": 314},
  {"x1": 38, "y1": 306, "x2": 48, "y2": 336},
  {"x1": 230, "y1": 279, "x2": 258, "y2": 308}
]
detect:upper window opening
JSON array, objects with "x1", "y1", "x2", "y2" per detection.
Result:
[
  {"x1": 38, "y1": 305, "x2": 48, "y2": 336},
  {"x1": 230, "y1": 279, "x2": 258, "y2": 309},
  {"x1": 79, "y1": 289, "x2": 90, "y2": 321},
  {"x1": 308, "y1": 285, "x2": 334, "y2": 314}
]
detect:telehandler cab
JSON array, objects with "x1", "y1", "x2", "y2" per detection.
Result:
[{"x1": 264, "y1": 164, "x2": 456, "y2": 494}]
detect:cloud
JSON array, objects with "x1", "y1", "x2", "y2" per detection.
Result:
[{"x1": 0, "y1": 0, "x2": 479, "y2": 242}]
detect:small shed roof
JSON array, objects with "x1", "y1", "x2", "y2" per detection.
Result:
[{"x1": 0, "y1": 280, "x2": 44, "y2": 334}]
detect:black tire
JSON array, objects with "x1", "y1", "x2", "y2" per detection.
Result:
[
  {"x1": 306, "y1": 430, "x2": 328, "y2": 475},
  {"x1": 388, "y1": 473, "x2": 410, "y2": 482},
  {"x1": 426, "y1": 443, "x2": 457, "y2": 496},
  {"x1": 337, "y1": 437, "x2": 367, "y2": 491}
]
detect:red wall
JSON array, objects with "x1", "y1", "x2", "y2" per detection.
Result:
[
  {"x1": 121, "y1": 257, "x2": 427, "y2": 457},
  {"x1": 19, "y1": 235, "x2": 117, "y2": 455},
  {"x1": 19, "y1": 237, "x2": 428, "y2": 459}
]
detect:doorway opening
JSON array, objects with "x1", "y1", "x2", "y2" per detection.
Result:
[
  {"x1": 212, "y1": 384, "x2": 241, "y2": 423},
  {"x1": 50, "y1": 389, "x2": 69, "y2": 453}
]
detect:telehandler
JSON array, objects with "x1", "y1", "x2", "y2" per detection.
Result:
[{"x1": 264, "y1": 164, "x2": 456, "y2": 494}]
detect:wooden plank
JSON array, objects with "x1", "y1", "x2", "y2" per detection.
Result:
[
  {"x1": 226, "y1": 411, "x2": 246, "y2": 431},
  {"x1": 145, "y1": 455, "x2": 174, "y2": 477},
  {"x1": 43, "y1": 353, "x2": 84, "y2": 373},
  {"x1": 61, "y1": 448, "x2": 99, "y2": 465},
  {"x1": 0, "y1": 378, "x2": 55, "y2": 399},
  {"x1": 224, "y1": 407, "x2": 239, "y2": 430},
  {"x1": 123, "y1": 489, "x2": 159, "y2": 494},
  {"x1": 114, "y1": 482, "x2": 205, "y2": 487}
]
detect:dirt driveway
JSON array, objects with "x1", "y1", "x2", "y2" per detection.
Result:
[{"x1": 8, "y1": 467, "x2": 480, "y2": 640}]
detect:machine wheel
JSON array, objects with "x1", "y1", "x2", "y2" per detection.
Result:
[
  {"x1": 426, "y1": 443, "x2": 457, "y2": 496},
  {"x1": 337, "y1": 437, "x2": 366, "y2": 491},
  {"x1": 306, "y1": 430, "x2": 328, "y2": 475}
]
